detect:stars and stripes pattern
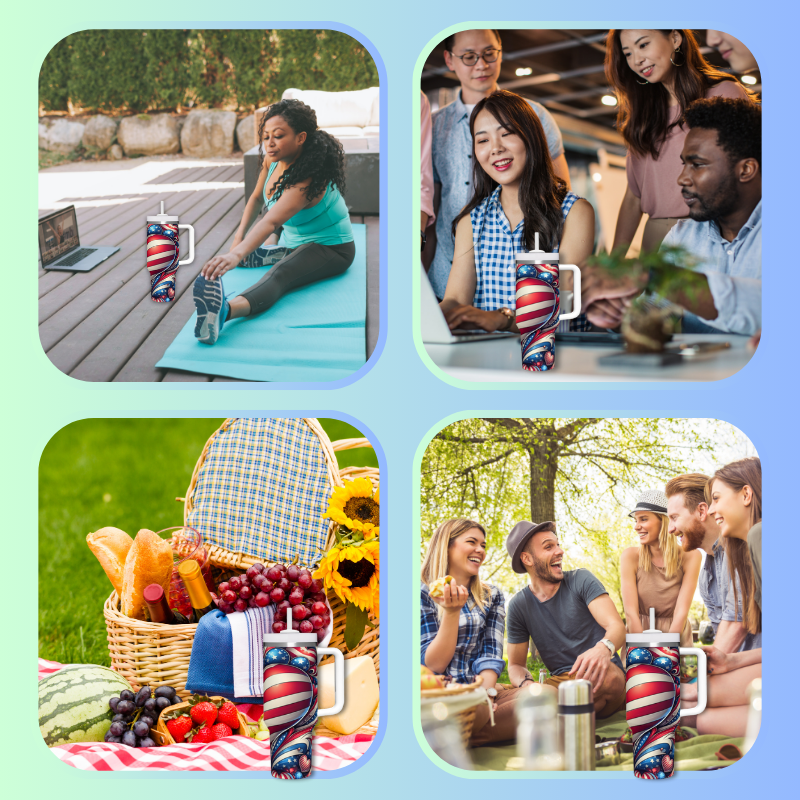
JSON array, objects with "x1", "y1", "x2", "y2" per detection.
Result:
[
  {"x1": 516, "y1": 264, "x2": 561, "y2": 371},
  {"x1": 146, "y1": 222, "x2": 179, "y2": 302},
  {"x1": 38, "y1": 659, "x2": 372, "y2": 772},
  {"x1": 263, "y1": 647, "x2": 318, "y2": 779},
  {"x1": 625, "y1": 646, "x2": 681, "y2": 779}
]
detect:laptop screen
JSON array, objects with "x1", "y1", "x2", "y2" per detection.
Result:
[{"x1": 39, "y1": 206, "x2": 79, "y2": 266}]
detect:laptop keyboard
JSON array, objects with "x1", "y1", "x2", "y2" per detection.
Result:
[{"x1": 52, "y1": 247, "x2": 96, "y2": 267}]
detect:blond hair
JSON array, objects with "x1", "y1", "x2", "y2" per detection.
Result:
[
  {"x1": 421, "y1": 519, "x2": 489, "y2": 611},
  {"x1": 638, "y1": 514, "x2": 682, "y2": 579}
]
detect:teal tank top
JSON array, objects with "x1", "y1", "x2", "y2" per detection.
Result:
[{"x1": 263, "y1": 162, "x2": 353, "y2": 248}]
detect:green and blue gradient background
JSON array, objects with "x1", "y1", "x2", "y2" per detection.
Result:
[{"x1": 7, "y1": 0, "x2": 793, "y2": 796}]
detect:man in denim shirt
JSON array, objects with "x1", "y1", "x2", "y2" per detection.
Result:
[
  {"x1": 666, "y1": 473, "x2": 761, "y2": 652},
  {"x1": 584, "y1": 98, "x2": 761, "y2": 335},
  {"x1": 427, "y1": 29, "x2": 569, "y2": 298}
]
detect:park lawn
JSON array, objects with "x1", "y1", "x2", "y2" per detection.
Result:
[
  {"x1": 498, "y1": 652, "x2": 545, "y2": 685},
  {"x1": 38, "y1": 417, "x2": 378, "y2": 667}
]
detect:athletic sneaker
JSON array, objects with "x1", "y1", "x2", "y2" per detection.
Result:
[
  {"x1": 193, "y1": 274, "x2": 229, "y2": 345},
  {"x1": 239, "y1": 245, "x2": 292, "y2": 268}
]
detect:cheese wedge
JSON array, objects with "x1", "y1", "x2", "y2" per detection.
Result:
[{"x1": 318, "y1": 655, "x2": 379, "y2": 735}]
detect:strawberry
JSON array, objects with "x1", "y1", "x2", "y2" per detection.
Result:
[
  {"x1": 210, "y1": 722, "x2": 233, "y2": 740},
  {"x1": 217, "y1": 701, "x2": 239, "y2": 730},
  {"x1": 191, "y1": 725, "x2": 214, "y2": 744},
  {"x1": 166, "y1": 715, "x2": 193, "y2": 743},
  {"x1": 190, "y1": 701, "x2": 218, "y2": 727}
]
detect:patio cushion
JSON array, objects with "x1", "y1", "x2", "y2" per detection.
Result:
[{"x1": 282, "y1": 87, "x2": 379, "y2": 130}]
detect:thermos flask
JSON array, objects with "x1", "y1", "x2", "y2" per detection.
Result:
[
  {"x1": 517, "y1": 682, "x2": 563, "y2": 770},
  {"x1": 146, "y1": 201, "x2": 195, "y2": 302},
  {"x1": 558, "y1": 679, "x2": 595, "y2": 771},
  {"x1": 515, "y1": 233, "x2": 581, "y2": 371},
  {"x1": 625, "y1": 609, "x2": 707, "y2": 779},
  {"x1": 263, "y1": 609, "x2": 344, "y2": 779}
]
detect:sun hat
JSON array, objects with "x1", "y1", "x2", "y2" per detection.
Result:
[
  {"x1": 506, "y1": 520, "x2": 557, "y2": 574},
  {"x1": 628, "y1": 489, "x2": 669, "y2": 518}
]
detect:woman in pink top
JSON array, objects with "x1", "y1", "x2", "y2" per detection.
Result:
[{"x1": 605, "y1": 29, "x2": 753, "y2": 254}]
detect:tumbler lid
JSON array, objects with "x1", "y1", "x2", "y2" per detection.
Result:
[
  {"x1": 262, "y1": 608, "x2": 318, "y2": 645},
  {"x1": 147, "y1": 200, "x2": 179, "y2": 224},
  {"x1": 625, "y1": 607, "x2": 681, "y2": 645},
  {"x1": 516, "y1": 231, "x2": 559, "y2": 262}
]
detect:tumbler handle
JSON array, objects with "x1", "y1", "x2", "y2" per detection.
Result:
[
  {"x1": 678, "y1": 647, "x2": 707, "y2": 717},
  {"x1": 316, "y1": 648, "x2": 345, "y2": 717},
  {"x1": 178, "y1": 224, "x2": 195, "y2": 265},
  {"x1": 558, "y1": 265, "x2": 581, "y2": 320}
]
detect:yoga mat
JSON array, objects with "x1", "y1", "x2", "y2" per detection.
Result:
[{"x1": 156, "y1": 224, "x2": 366, "y2": 381}]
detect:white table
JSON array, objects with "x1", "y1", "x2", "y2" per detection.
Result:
[{"x1": 423, "y1": 334, "x2": 753, "y2": 383}]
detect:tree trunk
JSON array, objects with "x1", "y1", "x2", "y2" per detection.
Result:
[{"x1": 529, "y1": 436, "x2": 558, "y2": 522}]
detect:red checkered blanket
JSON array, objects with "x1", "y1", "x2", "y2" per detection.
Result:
[{"x1": 39, "y1": 659, "x2": 373, "y2": 772}]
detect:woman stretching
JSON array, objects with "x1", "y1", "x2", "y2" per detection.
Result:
[
  {"x1": 620, "y1": 490, "x2": 701, "y2": 648},
  {"x1": 421, "y1": 519, "x2": 521, "y2": 746},
  {"x1": 440, "y1": 89, "x2": 594, "y2": 334},
  {"x1": 193, "y1": 99, "x2": 355, "y2": 345},
  {"x1": 605, "y1": 29, "x2": 753, "y2": 254}
]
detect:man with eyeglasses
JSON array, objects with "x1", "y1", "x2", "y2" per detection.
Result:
[{"x1": 425, "y1": 29, "x2": 570, "y2": 299}]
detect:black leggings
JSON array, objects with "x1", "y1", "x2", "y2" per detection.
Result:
[{"x1": 239, "y1": 240, "x2": 356, "y2": 316}]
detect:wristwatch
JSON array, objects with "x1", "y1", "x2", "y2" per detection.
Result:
[
  {"x1": 599, "y1": 638, "x2": 615, "y2": 655},
  {"x1": 486, "y1": 687, "x2": 498, "y2": 699},
  {"x1": 496, "y1": 307, "x2": 514, "y2": 331}
]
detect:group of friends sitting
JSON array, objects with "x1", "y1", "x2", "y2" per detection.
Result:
[
  {"x1": 420, "y1": 29, "x2": 761, "y2": 338},
  {"x1": 420, "y1": 457, "x2": 763, "y2": 747}
]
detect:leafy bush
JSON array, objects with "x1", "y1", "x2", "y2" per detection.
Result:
[{"x1": 39, "y1": 29, "x2": 378, "y2": 114}]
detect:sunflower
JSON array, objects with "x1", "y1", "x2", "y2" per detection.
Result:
[
  {"x1": 314, "y1": 540, "x2": 379, "y2": 613},
  {"x1": 324, "y1": 477, "x2": 379, "y2": 539}
]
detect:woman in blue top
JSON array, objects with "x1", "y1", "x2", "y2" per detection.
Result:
[
  {"x1": 193, "y1": 99, "x2": 355, "y2": 345},
  {"x1": 439, "y1": 90, "x2": 595, "y2": 333}
]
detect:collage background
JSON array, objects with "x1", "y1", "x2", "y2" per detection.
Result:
[{"x1": 7, "y1": 1, "x2": 794, "y2": 795}]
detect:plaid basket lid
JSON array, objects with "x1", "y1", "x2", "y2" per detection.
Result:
[{"x1": 186, "y1": 418, "x2": 335, "y2": 567}]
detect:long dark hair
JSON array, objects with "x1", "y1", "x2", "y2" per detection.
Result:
[
  {"x1": 452, "y1": 90, "x2": 567, "y2": 252},
  {"x1": 708, "y1": 457, "x2": 762, "y2": 635},
  {"x1": 258, "y1": 98, "x2": 346, "y2": 201},
  {"x1": 605, "y1": 29, "x2": 743, "y2": 159}
]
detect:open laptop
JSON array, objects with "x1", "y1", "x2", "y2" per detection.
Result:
[
  {"x1": 39, "y1": 206, "x2": 119, "y2": 271},
  {"x1": 420, "y1": 265, "x2": 517, "y2": 344}
]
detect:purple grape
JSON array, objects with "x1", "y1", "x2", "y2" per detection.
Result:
[
  {"x1": 109, "y1": 696, "x2": 120, "y2": 713},
  {"x1": 109, "y1": 721, "x2": 126, "y2": 737},
  {"x1": 121, "y1": 730, "x2": 138, "y2": 748},
  {"x1": 133, "y1": 721, "x2": 150, "y2": 738},
  {"x1": 119, "y1": 690, "x2": 134, "y2": 702},
  {"x1": 117, "y1": 700, "x2": 135, "y2": 715},
  {"x1": 135, "y1": 686, "x2": 151, "y2": 707},
  {"x1": 104, "y1": 731, "x2": 122, "y2": 743},
  {"x1": 139, "y1": 737, "x2": 156, "y2": 748},
  {"x1": 154, "y1": 686, "x2": 177, "y2": 700},
  {"x1": 155, "y1": 696, "x2": 171, "y2": 712}
]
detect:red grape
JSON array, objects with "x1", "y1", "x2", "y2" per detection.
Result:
[
  {"x1": 245, "y1": 566, "x2": 260, "y2": 581},
  {"x1": 239, "y1": 585, "x2": 253, "y2": 600},
  {"x1": 252, "y1": 574, "x2": 267, "y2": 591},
  {"x1": 321, "y1": 615, "x2": 331, "y2": 628},
  {"x1": 288, "y1": 588, "x2": 304, "y2": 605},
  {"x1": 261, "y1": 579, "x2": 275, "y2": 593},
  {"x1": 223, "y1": 590, "x2": 237, "y2": 604},
  {"x1": 266, "y1": 566, "x2": 282, "y2": 582},
  {"x1": 229, "y1": 576, "x2": 242, "y2": 592},
  {"x1": 311, "y1": 601, "x2": 326, "y2": 616},
  {"x1": 218, "y1": 582, "x2": 230, "y2": 594},
  {"x1": 270, "y1": 588, "x2": 285, "y2": 603},
  {"x1": 255, "y1": 592, "x2": 270, "y2": 607},
  {"x1": 248, "y1": 597, "x2": 258, "y2": 608},
  {"x1": 298, "y1": 571, "x2": 313, "y2": 589},
  {"x1": 292, "y1": 604, "x2": 308, "y2": 620},
  {"x1": 310, "y1": 615, "x2": 324, "y2": 630},
  {"x1": 219, "y1": 601, "x2": 234, "y2": 614},
  {"x1": 310, "y1": 579, "x2": 324, "y2": 593},
  {"x1": 311, "y1": 592, "x2": 327, "y2": 604},
  {"x1": 278, "y1": 578, "x2": 291, "y2": 592},
  {"x1": 286, "y1": 565, "x2": 300, "y2": 582},
  {"x1": 234, "y1": 599, "x2": 248, "y2": 612},
  {"x1": 299, "y1": 620, "x2": 314, "y2": 633},
  {"x1": 272, "y1": 621, "x2": 287, "y2": 634}
]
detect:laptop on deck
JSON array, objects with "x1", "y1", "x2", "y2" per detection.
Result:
[
  {"x1": 420, "y1": 265, "x2": 517, "y2": 344},
  {"x1": 39, "y1": 206, "x2": 119, "y2": 271}
]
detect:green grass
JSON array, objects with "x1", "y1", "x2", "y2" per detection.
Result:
[
  {"x1": 498, "y1": 652, "x2": 546, "y2": 685},
  {"x1": 38, "y1": 418, "x2": 377, "y2": 667},
  {"x1": 38, "y1": 148, "x2": 70, "y2": 169}
]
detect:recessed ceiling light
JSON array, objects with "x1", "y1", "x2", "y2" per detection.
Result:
[
  {"x1": 515, "y1": 67, "x2": 533, "y2": 76},
  {"x1": 601, "y1": 94, "x2": 618, "y2": 106}
]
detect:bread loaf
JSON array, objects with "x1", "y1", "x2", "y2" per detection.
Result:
[
  {"x1": 86, "y1": 527, "x2": 134, "y2": 597},
  {"x1": 121, "y1": 529, "x2": 174, "y2": 619}
]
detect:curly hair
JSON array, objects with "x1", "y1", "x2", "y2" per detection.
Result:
[
  {"x1": 684, "y1": 96, "x2": 762, "y2": 167},
  {"x1": 452, "y1": 90, "x2": 567, "y2": 253},
  {"x1": 258, "y1": 98, "x2": 346, "y2": 202},
  {"x1": 605, "y1": 29, "x2": 748, "y2": 159}
]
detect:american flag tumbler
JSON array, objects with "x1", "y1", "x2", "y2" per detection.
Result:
[
  {"x1": 625, "y1": 610, "x2": 707, "y2": 779},
  {"x1": 262, "y1": 609, "x2": 344, "y2": 779},
  {"x1": 146, "y1": 201, "x2": 195, "y2": 302}
]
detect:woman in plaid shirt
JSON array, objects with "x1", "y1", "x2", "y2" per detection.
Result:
[
  {"x1": 421, "y1": 519, "x2": 523, "y2": 745},
  {"x1": 439, "y1": 90, "x2": 595, "y2": 334}
]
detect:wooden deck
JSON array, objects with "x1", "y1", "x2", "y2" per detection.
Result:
[{"x1": 38, "y1": 162, "x2": 379, "y2": 382}]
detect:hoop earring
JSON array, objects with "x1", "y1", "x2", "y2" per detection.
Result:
[{"x1": 670, "y1": 47, "x2": 685, "y2": 67}]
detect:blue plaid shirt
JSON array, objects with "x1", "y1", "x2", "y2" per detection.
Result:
[
  {"x1": 470, "y1": 187, "x2": 589, "y2": 331},
  {"x1": 420, "y1": 583, "x2": 506, "y2": 684}
]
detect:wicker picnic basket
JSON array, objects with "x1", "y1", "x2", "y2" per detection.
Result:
[
  {"x1": 420, "y1": 677, "x2": 484, "y2": 747},
  {"x1": 103, "y1": 418, "x2": 379, "y2": 736}
]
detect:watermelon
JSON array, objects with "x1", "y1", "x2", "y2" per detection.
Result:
[{"x1": 39, "y1": 664, "x2": 133, "y2": 747}]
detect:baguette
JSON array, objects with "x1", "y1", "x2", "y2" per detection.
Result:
[
  {"x1": 121, "y1": 529, "x2": 174, "y2": 619},
  {"x1": 86, "y1": 527, "x2": 134, "y2": 597}
]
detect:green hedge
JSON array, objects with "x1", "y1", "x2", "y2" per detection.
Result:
[{"x1": 39, "y1": 29, "x2": 378, "y2": 113}]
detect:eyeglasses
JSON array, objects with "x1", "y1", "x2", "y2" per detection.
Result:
[{"x1": 449, "y1": 48, "x2": 502, "y2": 66}]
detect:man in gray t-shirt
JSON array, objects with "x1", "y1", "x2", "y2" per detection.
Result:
[{"x1": 505, "y1": 521, "x2": 626, "y2": 718}]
